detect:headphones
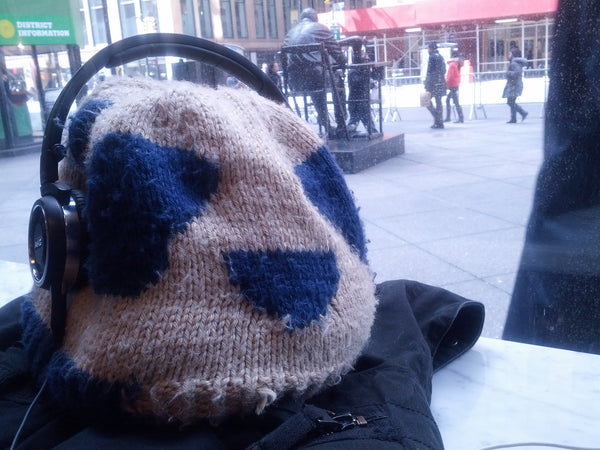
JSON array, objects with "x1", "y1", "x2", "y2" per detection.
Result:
[{"x1": 28, "y1": 33, "x2": 287, "y2": 342}]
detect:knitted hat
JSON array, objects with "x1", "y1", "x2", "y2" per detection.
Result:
[{"x1": 22, "y1": 77, "x2": 377, "y2": 425}]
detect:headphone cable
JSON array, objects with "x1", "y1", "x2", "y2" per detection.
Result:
[
  {"x1": 478, "y1": 443, "x2": 600, "y2": 450},
  {"x1": 10, "y1": 378, "x2": 48, "y2": 450}
]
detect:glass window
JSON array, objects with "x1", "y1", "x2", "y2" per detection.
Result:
[
  {"x1": 347, "y1": 0, "x2": 365, "y2": 8},
  {"x1": 199, "y1": 0, "x2": 213, "y2": 38},
  {"x1": 235, "y1": 0, "x2": 248, "y2": 38},
  {"x1": 282, "y1": 0, "x2": 291, "y2": 33},
  {"x1": 497, "y1": 40, "x2": 505, "y2": 57},
  {"x1": 220, "y1": 0, "x2": 234, "y2": 38},
  {"x1": 282, "y1": 0, "x2": 301, "y2": 33},
  {"x1": 254, "y1": 0, "x2": 266, "y2": 39},
  {"x1": 140, "y1": 0, "x2": 160, "y2": 32},
  {"x1": 90, "y1": 0, "x2": 108, "y2": 45},
  {"x1": 180, "y1": 0, "x2": 196, "y2": 36},
  {"x1": 78, "y1": 0, "x2": 90, "y2": 47},
  {"x1": 266, "y1": 0, "x2": 277, "y2": 39},
  {"x1": 119, "y1": 0, "x2": 138, "y2": 38}
]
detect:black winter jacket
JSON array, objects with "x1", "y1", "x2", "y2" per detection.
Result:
[
  {"x1": 502, "y1": 57, "x2": 527, "y2": 98},
  {"x1": 425, "y1": 51, "x2": 446, "y2": 97},
  {"x1": 0, "y1": 280, "x2": 484, "y2": 449}
]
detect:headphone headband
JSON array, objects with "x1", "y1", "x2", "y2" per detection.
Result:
[{"x1": 41, "y1": 33, "x2": 287, "y2": 186}]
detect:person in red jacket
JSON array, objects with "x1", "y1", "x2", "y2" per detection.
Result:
[{"x1": 445, "y1": 49, "x2": 464, "y2": 123}]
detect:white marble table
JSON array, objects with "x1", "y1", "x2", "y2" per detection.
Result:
[
  {"x1": 0, "y1": 261, "x2": 32, "y2": 308},
  {"x1": 433, "y1": 337, "x2": 600, "y2": 450}
]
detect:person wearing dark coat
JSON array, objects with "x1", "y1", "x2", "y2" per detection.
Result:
[
  {"x1": 503, "y1": 0, "x2": 600, "y2": 355},
  {"x1": 282, "y1": 8, "x2": 347, "y2": 138},
  {"x1": 267, "y1": 62, "x2": 282, "y2": 90},
  {"x1": 502, "y1": 48, "x2": 528, "y2": 123},
  {"x1": 425, "y1": 42, "x2": 447, "y2": 129}
]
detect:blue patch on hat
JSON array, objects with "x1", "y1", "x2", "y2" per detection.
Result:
[
  {"x1": 295, "y1": 147, "x2": 367, "y2": 262},
  {"x1": 68, "y1": 99, "x2": 112, "y2": 165},
  {"x1": 223, "y1": 249, "x2": 339, "y2": 329},
  {"x1": 21, "y1": 296, "x2": 57, "y2": 375},
  {"x1": 85, "y1": 132, "x2": 219, "y2": 297}
]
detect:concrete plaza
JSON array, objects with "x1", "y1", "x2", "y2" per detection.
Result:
[{"x1": 0, "y1": 101, "x2": 545, "y2": 339}]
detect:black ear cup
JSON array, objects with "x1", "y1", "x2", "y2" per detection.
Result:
[
  {"x1": 29, "y1": 195, "x2": 66, "y2": 290},
  {"x1": 28, "y1": 189, "x2": 85, "y2": 292},
  {"x1": 28, "y1": 187, "x2": 86, "y2": 342}
]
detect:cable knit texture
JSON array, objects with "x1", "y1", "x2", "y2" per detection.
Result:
[{"x1": 22, "y1": 78, "x2": 377, "y2": 425}]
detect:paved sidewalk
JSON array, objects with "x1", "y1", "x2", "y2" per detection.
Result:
[
  {"x1": 0, "y1": 102, "x2": 545, "y2": 338},
  {"x1": 344, "y1": 102, "x2": 544, "y2": 338}
]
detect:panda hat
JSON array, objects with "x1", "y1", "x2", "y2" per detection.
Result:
[{"x1": 22, "y1": 77, "x2": 377, "y2": 425}]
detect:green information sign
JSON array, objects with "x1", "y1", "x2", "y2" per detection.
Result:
[{"x1": 0, "y1": 0, "x2": 82, "y2": 46}]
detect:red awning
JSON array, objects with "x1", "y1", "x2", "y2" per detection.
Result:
[{"x1": 319, "y1": 0, "x2": 558, "y2": 34}]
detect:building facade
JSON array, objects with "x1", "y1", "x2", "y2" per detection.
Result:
[
  {"x1": 320, "y1": 0, "x2": 557, "y2": 80},
  {"x1": 1, "y1": 0, "x2": 557, "y2": 150}
]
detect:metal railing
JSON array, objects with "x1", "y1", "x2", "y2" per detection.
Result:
[{"x1": 382, "y1": 65, "x2": 549, "y2": 86}]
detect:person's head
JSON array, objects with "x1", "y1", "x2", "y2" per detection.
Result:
[
  {"x1": 300, "y1": 8, "x2": 318, "y2": 23},
  {"x1": 268, "y1": 62, "x2": 279, "y2": 74},
  {"x1": 509, "y1": 48, "x2": 521, "y2": 59},
  {"x1": 451, "y1": 49, "x2": 459, "y2": 59},
  {"x1": 428, "y1": 42, "x2": 438, "y2": 53}
]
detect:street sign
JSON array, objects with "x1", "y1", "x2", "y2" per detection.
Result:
[
  {"x1": 0, "y1": 0, "x2": 83, "y2": 46},
  {"x1": 331, "y1": 25, "x2": 341, "y2": 40}
]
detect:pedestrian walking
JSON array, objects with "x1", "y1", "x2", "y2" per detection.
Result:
[
  {"x1": 424, "y1": 42, "x2": 446, "y2": 129},
  {"x1": 445, "y1": 49, "x2": 464, "y2": 123},
  {"x1": 502, "y1": 48, "x2": 528, "y2": 123}
]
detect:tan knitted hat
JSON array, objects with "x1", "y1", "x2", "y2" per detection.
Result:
[{"x1": 22, "y1": 77, "x2": 377, "y2": 425}]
